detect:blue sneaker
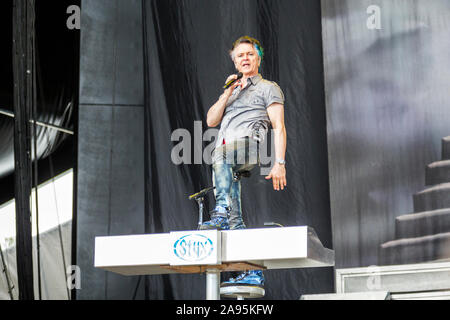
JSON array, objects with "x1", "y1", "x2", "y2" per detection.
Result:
[
  {"x1": 199, "y1": 207, "x2": 230, "y2": 230},
  {"x1": 221, "y1": 270, "x2": 265, "y2": 288}
]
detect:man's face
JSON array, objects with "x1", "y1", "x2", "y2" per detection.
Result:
[{"x1": 233, "y1": 43, "x2": 261, "y2": 77}]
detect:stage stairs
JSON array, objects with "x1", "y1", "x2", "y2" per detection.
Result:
[
  {"x1": 379, "y1": 136, "x2": 450, "y2": 265},
  {"x1": 302, "y1": 136, "x2": 450, "y2": 300}
]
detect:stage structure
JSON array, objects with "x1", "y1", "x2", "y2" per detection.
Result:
[
  {"x1": 78, "y1": 0, "x2": 332, "y2": 299},
  {"x1": 75, "y1": 0, "x2": 450, "y2": 301},
  {"x1": 302, "y1": 260, "x2": 450, "y2": 300},
  {"x1": 95, "y1": 226, "x2": 334, "y2": 300}
]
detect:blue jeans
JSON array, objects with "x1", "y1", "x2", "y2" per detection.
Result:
[{"x1": 212, "y1": 138, "x2": 259, "y2": 230}]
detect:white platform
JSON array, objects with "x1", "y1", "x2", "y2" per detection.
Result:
[
  {"x1": 94, "y1": 226, "x2": 334, "y2": 276},
  {"x1": 301, "y1": 291, "x2": 391, "y2": 300}
]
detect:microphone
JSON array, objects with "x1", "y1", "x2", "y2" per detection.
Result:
[{"x1": 223, "y1": 72, "x2": 243, "y2": 89}]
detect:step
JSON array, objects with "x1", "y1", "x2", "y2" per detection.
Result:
[
  {"x1": 300, "y1": 291, "x2": 391, "y2": 300},
  {"x1": 413, "y1": 183, "x2": 450, "y2": 212},
  {"x1": 395, "y1": 208, "x2": 450, "y2": 239},
  {"x1": 302, "y1": 290, "x2": 450, "y2": 300},
  {"x1": 425, "y1": 160, "x2": 450, "y2": 186},
  {"x1": 379, "y1": 232, "x2": 450, "y2": 265},
  {"x1": 443, "y1": 136, "x2": 450, "y2": 160},
  {"x1": 391, "y1": 290, "x2": 450, "y2": 300}
]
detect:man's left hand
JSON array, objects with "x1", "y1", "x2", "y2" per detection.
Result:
[{"x1": 265, "y1": 163, "x2": 287, "y2": 191}]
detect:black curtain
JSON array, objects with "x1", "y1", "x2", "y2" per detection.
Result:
[{"x1": 143, "y1": 0, "x2": 333, "y2": 299}]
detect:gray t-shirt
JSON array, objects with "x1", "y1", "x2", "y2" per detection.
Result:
[{"x1": 216, "y1": 74, "x2": 285, "y2": 148}]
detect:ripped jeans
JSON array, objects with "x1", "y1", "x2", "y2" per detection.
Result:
[{"x1": 212, "y1": 137, "x2": 259, "y2": 230}]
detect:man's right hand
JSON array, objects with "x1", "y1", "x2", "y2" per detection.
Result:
[
  {"x1": 207, "y1": 75, "x2": 241, "y2": 127},
  {"x1": 224, "y1": 74, "x2": 241, "y2": 96}
]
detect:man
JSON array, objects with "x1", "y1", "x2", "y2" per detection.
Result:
[{"x1": 201, "y1": 36, "x2": 287, "y2": 288}]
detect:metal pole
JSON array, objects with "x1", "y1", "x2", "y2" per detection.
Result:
[
  {"x1": 197, "y1": 198, "x2": 204, "y2": 229},
  {"x1": 12, "y1": 0, "x2": 36, "y2": 300},
  {"x1": 205, "y1": 268, "x2": 220, "y2": 300},
  {"x1": 0, "y1": 108, "x2": 74, "y2": 135}
]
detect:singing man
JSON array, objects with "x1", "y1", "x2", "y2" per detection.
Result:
[{"x1": 200, "y1": 36, "x2": 287, "y2": 288}]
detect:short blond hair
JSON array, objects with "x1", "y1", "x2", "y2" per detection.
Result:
[{"x1": 229, "y1": 36, "x2": 264, "y2": 62}]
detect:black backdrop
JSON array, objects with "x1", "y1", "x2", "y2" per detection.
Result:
[
  {"x1": 142, "y1": 0, "x2": 333, "y2": 299},
  {"x1": 74, "y1": 0, "x2": 450, "y2": 299}
]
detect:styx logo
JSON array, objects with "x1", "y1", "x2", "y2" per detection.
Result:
[{"x1": 173, "y1": 234, "x2": 214, "y2": 262}]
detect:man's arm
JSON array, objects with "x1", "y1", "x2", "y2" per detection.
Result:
[
  {"x1": 265, "y1": 103, "x2": 287, "y2": 191},
  {"x1": 207, "y1": 75, "x2": 240, "y2": 127},
  {"x1": 206, "y1": 91, "x2": 232, "y2": 127}
]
